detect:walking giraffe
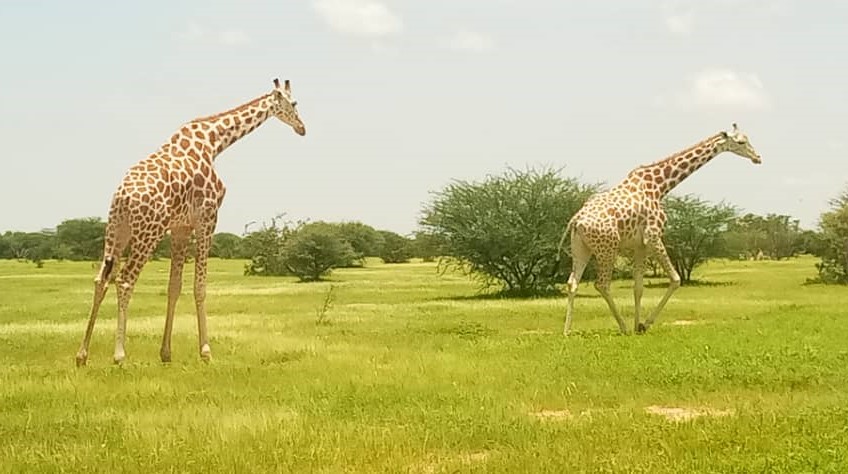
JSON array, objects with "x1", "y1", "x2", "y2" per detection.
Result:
[
  {"x1": 75, "y1": 78, "x2": 306, "y2": 366},
  {"x1": 561, "y1": 124, "x2": 762, "y2": 336}
]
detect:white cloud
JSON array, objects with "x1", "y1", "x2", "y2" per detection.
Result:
[
  {"x1": 313, "y1": 0, "x2": 402, "y2": 37},
  {"x1": 219, "y1": 30, "x2": 251, "y2": 46},
  {"x1": 446, "y1": 30, "x2": 495, "y2": 52},
  {"x1": 176, "y1": 21, "x2": 204, "y2": 42},
  {"x1": 659, "y1": 69, "x2": 770, "y2": 110},
  {"x1": 664, "y1": 10, "x2": 694, "y2": 35}
]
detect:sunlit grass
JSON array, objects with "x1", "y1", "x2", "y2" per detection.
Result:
[{"x1": 1, "y1": 256, "x2": 847, "y2": 472}]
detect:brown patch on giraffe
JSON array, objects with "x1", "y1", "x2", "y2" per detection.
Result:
[
  {"x1": 194, "y1": 131, "x2": 206, "y2": 140},
  {"x1": 179, "y1": 138, "x2": 190, "y2": 150},
  {"x1": 180, "y1": 127, "x2": 191, "y2": 137},
  {"x1": 644, "y1": 173, "x2": 654, "y2": 182},
  {"x1": 187, "y1": 149, "x2": 200, "y2": 161},
  {"x1": 208, "y1": 131, "x2": 217, "y2": 142},
  {"x1": 223, "y1": 118, "x2": 232, "y2": 126},
  {"x1": 193, "y1": 174, "x2": 205, "y2": 188},
  {"x1": 663, "y1": 166, "x2": 672, "y2": 178},
  {"x1": 201, "y1": 122, "x2": 210, "y2": 130}
]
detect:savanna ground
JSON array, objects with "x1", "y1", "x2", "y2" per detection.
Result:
[{"x1": 0, "y1": 255, "x2": 846, "y2": 473}]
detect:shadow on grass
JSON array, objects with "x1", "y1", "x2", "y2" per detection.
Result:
[
  {"x1": 644, "y1": 279, "x2": 736, "y2": 289},
  {"x1": 435, "y1": 290, "x2": 600, "y2": 302}
]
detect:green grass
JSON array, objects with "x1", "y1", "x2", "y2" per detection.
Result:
[{"x1": 1, "y1": 256, "x2": 847, "y2": 473}]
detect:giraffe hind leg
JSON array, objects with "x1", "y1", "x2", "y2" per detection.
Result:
[
  {"x1": 113, "y1": 230, "x2": 162, "y2": 364},
  {"x1": 76, "y1": 223, "x2": 130, "y2": 367},
  {"x1": 564, "y1": 233, "x2": 592, "y2": 336},
  {"x1": 160, "y1": 228, "x2": 191, "y2": 363}
]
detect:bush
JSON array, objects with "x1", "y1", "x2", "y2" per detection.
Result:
[
  {"x1": 335, "y1": 222, "x2": 384, "y2": 265},
  {"x1": 210, "y1": 232, "x2": 244, "y2": 259},
  {"x1": 377, "y1": 230, "x2": 413, "y2": 263},
  {"x1": 420, "y1": 166, "x2": 598, "y2": 296},
  {"x1": 811, "y1": 188, "x2": 848, "y2": 284},
  {"x1": 55, "y1": 217, "x2": 106, "y2": 261},
  {"x1": 243, "y1": 220, "x2": 292, "y2": 276},
  {"x1": 663, "y1": 194, "x2": 737, "y2": 283},
  {"x1": 280, "y1": 223, "x2": 357, "y2": 282},
  {"x1": 410, "y1": 231, "x2": 443, "y2": 262}
]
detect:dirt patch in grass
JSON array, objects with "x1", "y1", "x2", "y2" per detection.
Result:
[
  {"x1": 411, "y1": 450, "x2": 493, "y2": 473},
  {"x1": 531, "y1": 409, "x2": 573, "y2": 421},
  {"x1": 644, "y1": 405, "x2": 733, "y2": 422},
  {"x1": 669, "y1": 319, "x2": 702, "y2": 326}
]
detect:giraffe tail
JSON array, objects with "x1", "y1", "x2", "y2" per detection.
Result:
[
  {"x1": 551, "y1": 216, "x2": 577, "y2": 278},
  {"x1": 95, "y1": 200, "x2": 128, "y2": 285}
]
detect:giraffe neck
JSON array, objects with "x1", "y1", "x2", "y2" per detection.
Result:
[
  {"x1": 632, "y1": 133, "x2": 723, "y2": 198},
  {"x1": 183, "y1": 93, "x2": 275, "y2": 161}
]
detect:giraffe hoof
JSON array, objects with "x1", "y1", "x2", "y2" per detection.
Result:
[
  {"x1": 200, "y1": 344, "x2": 212, "y2": 362},
  {"x1": 636, "y1": 323, "x2": 647, "y2": 334},
  {"x1": 113, "y1": 353, "x2": 126, "y2": 365},
  {"x1": 75, "y1": 351, "x2": 88, "y2": 367},
  {"x1": 160, "y1": 351, "x2": 172, "y2": 363}
]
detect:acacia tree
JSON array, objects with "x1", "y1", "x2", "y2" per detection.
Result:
[
  {"x1": 662, "y1": 194, "x2": 737, "y2": 283},
  {"x1": 377, "y1": 230, "x2": 413, "y2": 263},
  {"x1": 55, "y1": 217, "x2": 106, "y2": 261},
  {"x1": 420, "y1": 167, "x2": 598, "y2": 296},
  {"x1": 724, "y1": 213, "x2": 803, "y2": 260},
  {"x1": 280, "y1": 223, "x2": 357, "y2": 281},
  {"x1": 813, "y1": 187, "x2": 848, "y2": 284}
]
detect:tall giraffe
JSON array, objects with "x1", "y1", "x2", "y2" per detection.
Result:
[
  {"x1": 75, "y1": 78, "x2": 306, "y2": 366},
  {"x1": 560, "y1": 124, "x2": 762, "y2": 336}
]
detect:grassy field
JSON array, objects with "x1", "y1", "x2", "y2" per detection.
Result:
[{"x1": 1, "y1": 256, "x2": 847, "y2": 472}]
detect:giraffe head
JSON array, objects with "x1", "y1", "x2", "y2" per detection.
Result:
[
  {"x1": 271, "y1": 78, "x2": 306, "y2": 136},
  {"x1": 718, "y1": 123, "x2": 761, "y2": 164}
]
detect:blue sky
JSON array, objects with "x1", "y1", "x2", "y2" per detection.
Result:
[{"x1": 1, "y1": 0, "x2": 846, "y2": 235}]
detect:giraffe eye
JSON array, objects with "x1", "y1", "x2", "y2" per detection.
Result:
[{"x1": 291, "y1": 101, "x2": 298, "y2": 107}]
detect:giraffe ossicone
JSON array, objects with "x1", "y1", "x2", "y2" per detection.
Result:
[
  {"x1": 75, "y1": 78, "x2": 306, "y2": 366},
  {"x1": 560, "y1": 123, "x2": 762, "y2": 336}
]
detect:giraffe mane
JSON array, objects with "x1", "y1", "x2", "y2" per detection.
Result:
[
  {"x1": 191, "y1": 93, "x2": 275, "y2": 123},
  {"x1": 633, "y1": 132, "x2": 724, "y2": 170}
]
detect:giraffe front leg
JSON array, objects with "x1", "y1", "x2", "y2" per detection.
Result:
[
  {"x1": 632, "y1": 246, "x2": 645, "y2": 334},
  {"x1": 193, "y1": 219, "x2": 216, "y2": 362},
  {"x1": 639, "y1": 238, "x2": 681, "y2": 333},
  {"x1": 594, "y1": 255, "x2": 628, "y2": 335},
  {"x1": 160, "y1": 229, "x2": 191, "y2": 363}
]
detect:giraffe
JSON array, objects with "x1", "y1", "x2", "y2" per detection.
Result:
[
  {"x1": 75, "y1": 78, "x2": 306, "y2": 366},
  {"x1": 560, "y1": 123, "x2": 762, "y2": 336}
]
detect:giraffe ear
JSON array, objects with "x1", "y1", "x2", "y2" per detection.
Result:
[
  {"x1": 273, "y1": 78, "x2": 281, "y2": 88},
  {"x1": 720, "y1": 131, "x2": 729, "y2": 139},
  {"x1": 284, "y1": 79, "x2": 291, "y2": 93}
]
